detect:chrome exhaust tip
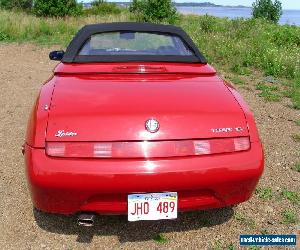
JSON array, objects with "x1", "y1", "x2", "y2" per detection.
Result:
[{"x1": 77, "y1": 213, "x2": 96, "y2": 227}]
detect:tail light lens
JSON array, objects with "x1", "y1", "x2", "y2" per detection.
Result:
[{"x1": 46, "y1": 137, "x2": 250, "y2": 158}]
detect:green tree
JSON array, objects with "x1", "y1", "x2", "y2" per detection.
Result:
[
  {"x1": 85, "y1": 0, "x2": 121, "y2": 15},
  {"x1": 129, "y1": 0, "x2": 145, "y2": 13},
  {"x1": 33, "y1": 0, "x2": 82, "y2": 17},
  {"x1": 0, "y1": 0, "x2": 33, "y2": 11},
  {"x1": 252, "y1": 0, "x2": 282, "y2": 23},
  {"x1": 129, "y1": 0, "x2": 178, "y2": 24},
  {"x1": 91, "y1": 0, "x2": 105, "y2": 7}
]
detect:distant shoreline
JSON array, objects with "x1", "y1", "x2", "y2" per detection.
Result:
[
  {"x1": 176, "y1": 6, "x2": 300, "y2": 26},
  {"x1": 174, "y1": 3, "x2": 250, "y2": 8},
  {"x1": 82, "y1": 2, "x2": 300, "y2": 11},
  {"x1": 101, "y1": 2, "x2": 251, "y2": 9},
  {"x1": 177, "y1": 5, "x2": 251, "y2": 9}
]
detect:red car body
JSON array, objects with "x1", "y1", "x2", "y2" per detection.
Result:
[{"x1": 24, "y1": 23, "x2": 264, "y2": 216}]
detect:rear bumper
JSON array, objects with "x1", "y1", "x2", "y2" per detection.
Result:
[{"x1": 25, "y1": 142, "x2": 264, "y2": 215}]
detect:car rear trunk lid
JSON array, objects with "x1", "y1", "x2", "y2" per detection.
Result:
[{"x1": 46, "y1": 65, "x2": 248, "y2": 142}]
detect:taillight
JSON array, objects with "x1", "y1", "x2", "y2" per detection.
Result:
[{"x1": 46, "y1": 137, "x2": 250, "y2": 158}]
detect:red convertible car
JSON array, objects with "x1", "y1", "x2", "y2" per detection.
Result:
[{"x1": 24, "y1": 22, "x2": 264, "y2": 225}]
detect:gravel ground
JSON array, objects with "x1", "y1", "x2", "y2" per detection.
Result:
[{"x1": 0, "y1": 44, "x2": 299, "y2": 250}]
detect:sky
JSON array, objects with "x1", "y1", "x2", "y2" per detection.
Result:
[{"x1": 82, "y1": 1, "x2": 300, "y2": 10}]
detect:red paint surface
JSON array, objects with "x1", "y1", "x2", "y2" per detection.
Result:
[{"x1": 25, "y1": 62, "x2": 264, "y2": 215}]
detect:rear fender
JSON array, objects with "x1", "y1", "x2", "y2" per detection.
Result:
[
  {"x1": 26, "y1": 76, "x2": 55, "y2": 148},
  {"x1": 224, "y1": 80, "x2": 261, "y2": 143}
]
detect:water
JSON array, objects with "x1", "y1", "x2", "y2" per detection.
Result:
[{"x1": 177, "y1": 7, "x2": 300, "y2": 26}]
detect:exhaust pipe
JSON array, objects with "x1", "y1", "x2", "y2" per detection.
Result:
[{"x1": 77, "y1": 213, "x2": 96, "y2": 227}]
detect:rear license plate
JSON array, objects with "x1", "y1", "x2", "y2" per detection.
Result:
[{"x1": 128, "y1": 192, "x2": 178, "y2": 221}]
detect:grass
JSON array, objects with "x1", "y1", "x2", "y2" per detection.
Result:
[
  {"x1": 225, "y1": 243, "x2": 236, "y2": 250},
  {"x1": 281, "y1": 190, "x2": 300, "y2": 205},
  {"x1": 0, "y1": 9, "x2": 129, "y2": 47},
  {"x1": 256, "y1": 83, "x2": 281, "y2": 102},
  {"x1": 291, "y1": 134, "x2": 300, "y2": 142},
  {"x1": 255, "y1": 187, "x2": 273, "y2": 200},
  {"x1": 249, "y1": 247, "x2": 261, "y2": 250},
  {"x1": 282, "y1": 79, "x2": 300, "y2": 109},
  {"x1": 229, "y1": 76, "x2": 245, "y2": 85},
  {"x1": 295, "y1": 120, "x2": 300, "y2": 126},
  {"x1": 179, "y1": 15, "x2": 300, "y2": 80},
  {"x1": 282, "y1": 209, "x2": 298, "y2": 224},
  {"x1": 212, "y1": 240, "x2": 223, "y2": 250},
  {"x1": 292, "y1": 162, "x2": 300, "y2": 172},
  {"x1": 234, "y1": 213, "x2": 255, "y2": 228},
  {"x1": 153, "y1": 233, "x2": 168, "y2": 244},
  {"x1": 0, "y1": 9, "x2": 299, "y2": 107},
  {"x1": 230, "y1": 64, "x2": 251, "y2": 76},
  {"x1": 212, "y1": 241, "x2": 236, "y2": 250}
]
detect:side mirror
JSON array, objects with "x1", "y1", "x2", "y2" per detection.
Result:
[{"x1": 49, "y1": 50, "x2": 65, "y2": 61}]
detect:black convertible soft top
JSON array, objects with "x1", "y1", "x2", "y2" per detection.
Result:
[{"x1": 62, "y1": 22, "x2": 207, "y2": 64}]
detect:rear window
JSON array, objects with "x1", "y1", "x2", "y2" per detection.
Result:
[{"x1": 79, "y1": 32, "x2": 194, "y2": 56}]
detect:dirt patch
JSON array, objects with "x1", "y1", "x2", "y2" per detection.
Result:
[{"x1": 0, "y1": 43, "x2": 299, "y2": 250}]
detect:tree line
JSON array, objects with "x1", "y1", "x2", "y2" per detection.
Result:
[{"x1": 0, "y1": 0, "x2": 283, "y2": 24}]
